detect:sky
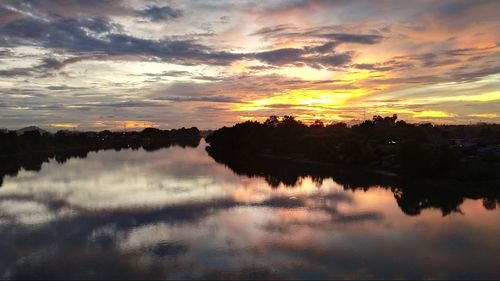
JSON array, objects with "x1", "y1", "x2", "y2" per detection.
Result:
[{"x1": 0, "y1": 0, "x2": 499, "y2": 130}]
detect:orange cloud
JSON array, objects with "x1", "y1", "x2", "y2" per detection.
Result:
[
  {"x1": 50, "y1": 123, "x2": 79, "y2": 128},
  {"x1": 413, "y1": 110, "x2": 457, "y2": 118},
  {"x1": 93, "y1": 120, "x2": 158, "y2": 130}
]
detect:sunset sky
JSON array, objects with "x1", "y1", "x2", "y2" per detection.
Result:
[{"x1": 1, "y1": 0, "x2": 499, "y2": 130}]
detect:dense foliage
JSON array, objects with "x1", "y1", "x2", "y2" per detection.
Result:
[
  {"x1": 0, "y1": 127, "x2": 201, "y2": 156},
  {"x1": 206, "y1": 115, "x2": 500, "y2": 179}
]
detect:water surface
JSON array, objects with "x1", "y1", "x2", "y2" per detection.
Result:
[{"x1": 1, "y1": 142, "x2": 500, "y2": 279}]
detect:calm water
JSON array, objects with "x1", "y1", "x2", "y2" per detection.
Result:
[{"x1": 1, "y1": 141, "x2": 500, "y2": 279}]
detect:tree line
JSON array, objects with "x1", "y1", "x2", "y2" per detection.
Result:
[{"x1": 206, "y1": 115, "x2": 500, "y2": 179}]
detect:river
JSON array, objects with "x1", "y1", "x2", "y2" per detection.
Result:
[{"x1": 1, "y1": 141, "x2": 499, "y2": 279}]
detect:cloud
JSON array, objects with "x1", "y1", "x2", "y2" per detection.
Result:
[
  {"x1": 468, "y1": 113, "x2": 498, "y2": 119},
  {"x1": 432, "y1": 0, "x2": 500, "y2": 23},
  {"x1": 147, "y1": 74, "x2": 350, "y2": 106},
  {"x1": 251, "y1": 24, "x2": 384, "y2": 44},
  {"x1": 352, "y1": 60, "x2": 414, "y2": 72},
  {"x1": 155, "y1": 95, "x2": 242, "y2": 103},
  {"x1": 0, "y1": 4, "x2": 23, "y2": 25},
  {"x1": 1, "y1": 0, "x2": 133, "y2": 21},
  {"x1": 45, "y1": 85, "x2": 88, "y2": 91},
  {"x1": 319, "y1": 33, "x2": 383, "y2": 44},
  {"x1": 142, "y1": 71, "x2": 224, "y2": 82},
  {"x1": 254, "y1": 48, "x2": 305, "y2": 65},
  {"x1": 136, "y1": 5, "x2": 183, "y2": 22},
  {"x1": 145, "y1": 70, "x2": 192, "y2": 77},
  {"x1": 0, "y1": 17, "x2": 241, "y2": 66},
  {"x1": 250, "y1": 24, "x2": 290, "y2": 37},
  {"x1": 253, "y1": 43, "x2": 353, "y2": 69},
  {"x1": 0, "y1": 56, "x2": 101, "y2": 77},
  {"x1": 0, "y1": 48, "x2": 13, "y2": 57},
  {"x1": 0, "y1": 67, "x2": 33, "y2": 77},
  {"x1": 76, "y1": 100, "x2": 166, "y2": 108},
  {"x1": 0, "y1": 10, "x2": 382, "y2": 71},
  {"x1": 248, "y1": 25, "x2": 384, "y2": 68}
]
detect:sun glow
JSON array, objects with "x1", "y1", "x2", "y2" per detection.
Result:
[
  {"x1": 412, "y1": 110, "x2": 457, "y2": 118},
  {"x1": 50, "y1": 123, "x2": 79, "y2": 129},
  {"x1": 234, "y1": 89, "x2": 369, "y2": 112},
  {"x1": 468, "y1": 113, "x2": 499, "y2": 119}
]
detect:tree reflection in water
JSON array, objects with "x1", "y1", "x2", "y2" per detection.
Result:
[
  {"x1": 0, "y1": 138, "x2": 200, "y2": 188},
  {"x1": 1, "y1": 142, "x2": 500, "y2": 279},
  {"x1": 206, "y1": 146, "x2": 500, "y2": 216}
]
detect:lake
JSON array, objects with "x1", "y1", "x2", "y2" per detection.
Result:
[{"x1": 1, "y1": 141, "x2": 500, "y2": 279}]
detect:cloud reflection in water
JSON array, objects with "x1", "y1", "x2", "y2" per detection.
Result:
[{"x1": 1, "y1": 143, "x2": 500, "y2": 279}]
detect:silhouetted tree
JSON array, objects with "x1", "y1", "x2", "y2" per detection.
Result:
[
  {"x1": 310, "y1": 120, "x2": 324, "y2": 128},
  {"x1": 264, "y1": 115, "x2": 280, "y2": 127}
]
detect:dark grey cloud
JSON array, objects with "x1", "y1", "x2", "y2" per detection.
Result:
[
  {"x1": 312, "y1": 53, "x2": 353, "y2": 69},
  {"x1": 1, "y1": 0, "x2": 132, "y2": 21},
  {"x1": 305, "y1": 41, "x2": 338, "y2": 53},
  {"x1": 353, "y1": 60, "x2": 414, "y2": 72},
  {"x1": 249, "y1": 25, "x2": 383, "y2": 68},
  {"x1": 0, "y1": 56, "x2": 96, "y2": 78},
  {"x1": 319, "y1": 33, "x2": 383, "y2": 44},
  {"x1": 246, "y1": 65, "x2": 278, "y2": 71},
  {"x1": 254, "y1": 48, "x2": 305, "y2": 65},
  {"x1": 254, "y1": 45, "x2": 353, "y2": 69},
  {"x1": 0, "y1": 13, "x2": 360, "y2": 72},
  {"x1": 251, "y1": 24, "x2": 383, "y2": 45},
  {"x1": 250, "y1": 24, "x2": 290, "y2": 36},
  {"x1": 0, "y1": 10, "x2": 379, "y2": 71},
  {"x1": 39, "y1": 55, "x2": 112, "y2": 72},
  {"x1": 0, "y1": 48, "x2": 13, "y2": 57},
  {"x1": 146, "y1": 70, "x2": 192, "y2": 77},
  {"x1": 191, "y1": 75, "x2": 224, "y2": 81},
  {"x1": 76, "y1": 100, "x2": 166, "y2": 108},
  {"x1": 137, "y1": 5, "x2": 183, "y2": 22},
  {"x1": 0, "y1": 17, "x2": 241, "y2": 66},
  {"x1": 45, "y1": 85, "x2": 88, "y2": 91},
  {"x1": 0, "y1": 67, "x2": 33, "y2": 77},
  {"x1": 435, "y1": 0, "x2": 496, "y2": 17},
  {"x1": 450, "y1": 65, "x2": 500, "y2": 82},
  {"x1": 142, "y1": 71, "x2": 223, "y2": 82},
  {"x1": 1, "y1": 17, "x2": 118, "y2": 48}
]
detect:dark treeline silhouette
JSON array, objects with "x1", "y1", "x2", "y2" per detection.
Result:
[
  {"x1": 0, "y1": 127, "x2": 201, "y2": 187},
  {"x1": 207, "y1": 146, "x2": 500, "y2": 216},
  {"x1": 206, "y1": 115, "x2": 500, "y2": 180},
  {"x1": 206, "y1": 115, "x2": 500, "y2": 215}
]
